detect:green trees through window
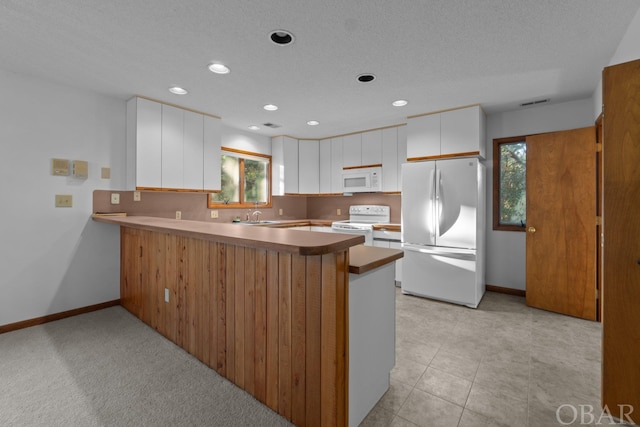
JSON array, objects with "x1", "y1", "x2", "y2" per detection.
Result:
[
  {"x1": 493, "y1": 137, "x2": 527, "y2": 231},
  {"x1": 209, "y1": 148, "x2": 271, "y2": 208}
]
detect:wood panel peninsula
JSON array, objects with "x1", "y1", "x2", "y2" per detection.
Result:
[{"x1": 92, "y1": 215, "x2": 403, "y2": 426}]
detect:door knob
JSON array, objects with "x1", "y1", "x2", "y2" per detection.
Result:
[{"x1": 528, "y1": 226, "x2": 536, "y2": 234}]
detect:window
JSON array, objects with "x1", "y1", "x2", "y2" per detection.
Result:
[
  {"x1": 208, "y1": 148, "x2": 272, "y2": 208},
  {"x1": 493, "y1": 136, "x2": 527, "y2": 231}
]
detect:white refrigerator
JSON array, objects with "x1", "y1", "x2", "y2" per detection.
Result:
[{"x1": 401, "y1": 158, "x2": 486, "y2": 308}]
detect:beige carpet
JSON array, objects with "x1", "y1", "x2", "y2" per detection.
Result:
[{"x1": 0, "y1": 306, "x2": 293, "y2": 426}]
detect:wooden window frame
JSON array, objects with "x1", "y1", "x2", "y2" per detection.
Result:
[
  {"x1": 207, "y1": 147, "x2": 273, "y2": 209},
  {"x1": 493, "y1": 136, "x2": 527, "y2": 232}
]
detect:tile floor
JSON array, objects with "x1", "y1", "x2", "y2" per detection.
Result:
[{"x1": 359, "y1": 288, "x2": 616, "y2": 427}]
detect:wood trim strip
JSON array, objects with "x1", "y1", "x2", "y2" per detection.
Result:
[
  {"x1": 0, "y1": 299, "x2": 121, "y2": 334},
  {"x1": 486, "y1": 284, "x2": 526, "y2": 297},
  {"x1": 407, "y1": 151, "x2": 480, "y2": 162},
  {"x1": 271, "y1": 122, "x2": 407, "y2": 142},
  {"x1": 342, "y1": 164, "x2": 383, "y2": 170}
]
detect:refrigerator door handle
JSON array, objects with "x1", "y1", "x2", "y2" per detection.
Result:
[
  {"x1": 436, "y1": 168, "x2": 444, "y2": 239},
  {"x1": 428, "y1": 167, "x2": 437, "y2": 242},
  {"x1": 402, "y1": 243, "x2": 476, "y2": 260}
]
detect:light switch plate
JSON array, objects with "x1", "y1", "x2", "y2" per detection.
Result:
[
  {"x1": 211, "y1": 210, "x2": 218, "y2": 218},
  {"x1": 175, "y1": 211, "x2": 182, "y2": 220},
  {"x1": 133, "y1": 191, "x2": 141, "y2": 201},
  {"x1": 279, "y1": 208, "x2": 283, "y2": 216},
  {"x1": 55, "y1": 194, "x2": 73, "y2": 207},
  {"x1": 337, "y1": 208, "x2": 341, "y2": 215},
  {"x1": 111, "y1": 193, "x2": 120, "y2": 204}
]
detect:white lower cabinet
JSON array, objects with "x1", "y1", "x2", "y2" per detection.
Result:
[{"x1": 373, "y1": 230, "x2": 403, "y2": 284}]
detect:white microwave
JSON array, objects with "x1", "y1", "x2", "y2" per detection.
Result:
[{"x1": 342, "y1": 166, "x2": 383, "y2": 193}]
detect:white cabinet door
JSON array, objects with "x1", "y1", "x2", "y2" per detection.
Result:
[
  {"x1": 397, "y1": 125, "x2": 407, "y2": 190},
  {"x1": 161, "y1": 104, "x2": 184, "y2": 189},
  {"x1": 330, "y1": 137, "x2": 343, "y2": 193},
  {"x1": 342, "y1": 133, "x2": 362, "y2": 167},
  {"x1": 319, "y1": 140, "x2": 331, "y2": 194},
  {"x1": 271, "y1": 136, "x2": 285, "y2": 196},
  {"x1": 381, "y1": 127, "x2": 398, "y2": 192},
  {"x1": 283, "y1": 136, "x2": 299, "y2": 193},
  {"x1": 299, "y1": 139, "x2": 319, "y2": 194},
  {"x1": 203, "y1": 115, "x2": 221, "y2": 191},
  {"x1": 361, "y1": 130, "x2": 382, "y2": 166},
  {"x1": 131, "y1": 97, "x2": 162, "y2": 189},
  {"x1": 407, "y1": 113, "x2": 440, "y2": 160},
  {"x1": 183, "y1": 110, "x2": 204, "y2": 190},
  {"x1": 440, "y1": 105, "x2": 485, "y2": 158}
]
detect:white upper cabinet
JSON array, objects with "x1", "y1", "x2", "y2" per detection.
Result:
[
  {"x1": 126, "y1": 97, "x2": 221, "y2": 191},
  {"x1": 127, "y1": 97, "x2": 162, "y2": 189},
  {"x1": 330, "y1": 137, "x2": 343, "y2": 193},
  {"x1": 299, "y1": 139, "x2": 320, "y2": 194},
  {"x1": 397, "y1": 125, "x2": 407, "y2": 189},
  {"x1": 203, "y1": 115, "x2": 221, "y2": 191},
  {"x1": 283, "y1": 136, "x2": 299, "y2": 193},
  {"x1": 183, "y1": 110, "x2": 204, "y2": 190},
  {"x1": 381, "y1": 125, "x2": 407, "y2": 192},
  {"x1": 342, "y1": 133, "x2": 362, "y2": 168},
  {"x1": 440, "y1": 106, "x2": 485, "y2": 158},
  {"x1": 319, "y1": 140, "x2": 331, "y2": 194},
  {"x1": 161, "y1": 104, "x2": 184, "y2": 189},
  {"x1": 406, "y1": 112, "x2": 440, "y2": 160},
  {"x1": 407, "y1": 105, "x2": 485, "y2": 159},
  {"x1": 271, "y1": 136, "x2": 285, "y2": 196},
  {"x1": 361, "y1": 130, "x2": 382, "y2": 166}
]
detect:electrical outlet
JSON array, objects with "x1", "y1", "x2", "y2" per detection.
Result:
[
  {"x1": 164, "y1": 288, "x2": 169, "y2": 303},
  {"x1": 279, "y1": 208, "x2": 283, "y2": 216},
  {"x1": 175, "y1": 211, "x2": 182, "y2": 220},
  {"x1": 211, "y1": 210, "x2": 218, "y2": 219},
  {"x1": 337, "y1": 208, "x2": 341, "y2": 215},
  {"x1": 133, "y1": 191, "x2": 141, "y2": 201},
  {"x1": 111, "y1": 193, "x2": 120, "y2": 204}
]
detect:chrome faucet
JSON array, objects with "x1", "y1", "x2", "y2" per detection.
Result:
[{"x1": 251, "y1": 201, "x2": 262, "y2": 222}]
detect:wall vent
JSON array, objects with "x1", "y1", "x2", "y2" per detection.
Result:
[
  {"x1": 263, "y1": 122, "x2": 281, "y2": 128},
  {"x1": 520, "y1": 98, "x2": 550, "y2": 107}
]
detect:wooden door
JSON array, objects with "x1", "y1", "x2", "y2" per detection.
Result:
[
  {"x1": 602, "y1": 59, "x2": 640, "y2": 424},
  {"x1": 525, "y1": 127, "x2": 596, "y2": 320}
]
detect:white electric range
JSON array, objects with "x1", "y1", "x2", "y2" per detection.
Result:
[{"x1": 331, "y1": 205, "x2": 390, "y2": 246}]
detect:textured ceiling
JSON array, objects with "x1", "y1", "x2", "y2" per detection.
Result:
[{"x1": 1, "y1": 0, "x2": 638, "y2": 139}]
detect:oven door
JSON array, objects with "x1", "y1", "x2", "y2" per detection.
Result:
[{"x1": 331, "y1": 223, "x2": 373, "y2": 246}]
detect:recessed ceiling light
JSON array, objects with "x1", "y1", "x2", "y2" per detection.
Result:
[
  {"x1": 269, "y1": 30, "x2": 295, "y2": 46},
  {"x1": 169, "y1": 86, "x2": 188, "y2": 95},
  {"x1": 263, "y1": 104, "x2": 278, "y2": 111},
  {"x1": 248, "y1": 125, "x2": 260, "y2": 130},
  {"x1": 392, "y1": 99, "x2": 408, "y2": 107},
  {"x1": 307, "y1": 120, "x2": 320, "y2": 126},
  {"x1": 208, "y1": 63, "x2": 230, "y2": 74},
  {"x1": 357, "y1": 73, "x2": 376, "y2": 83}
]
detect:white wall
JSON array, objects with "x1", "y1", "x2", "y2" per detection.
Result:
[
  {"x1": 0, "y1": 69, "x2": 125, "y2": 325},
  {"x1": 485, "y1": 98, "x2": 595, "y2": 290},
  {"x1": 222, "y1": 126, "x2": 271, "y2": 155},
  {"x1": 593, "y1": 7, "x2": 640, "y2": 118}
]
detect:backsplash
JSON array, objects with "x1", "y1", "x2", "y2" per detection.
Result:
[{"x1": 93, "y1": 191, "x2": 401, "y2": 224}]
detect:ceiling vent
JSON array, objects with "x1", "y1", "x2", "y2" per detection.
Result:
[
  {"x1": 263, "y1": 122, "x2": 281, "y2": 128},
  {"x1": 520, "y1": 98, "x2": 550, "y2": 107}
]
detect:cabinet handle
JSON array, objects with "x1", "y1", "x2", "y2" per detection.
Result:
[{"x1": 528, "y1": 226, "x2": 536, "y2": 234}]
